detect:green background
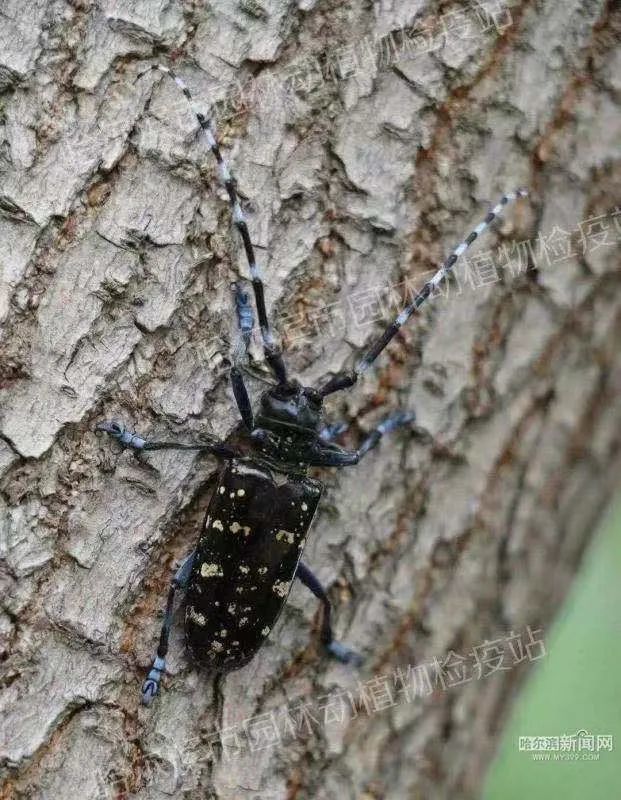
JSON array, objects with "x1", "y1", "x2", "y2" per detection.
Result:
[{"x1": 484, "y1": 499, "x2": 621, "y2": 798}]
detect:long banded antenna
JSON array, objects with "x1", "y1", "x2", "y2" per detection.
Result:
[
  {"x1": 142, "y1": 64, "x2": 288, "y2": 385},
  {"x1": 318, "y1": 190, "x2": 529, "y2": 397}
]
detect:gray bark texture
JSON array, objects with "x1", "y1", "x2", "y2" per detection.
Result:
[{"x1": 0, "y1": 1, "x2": 620, "y2": 798}]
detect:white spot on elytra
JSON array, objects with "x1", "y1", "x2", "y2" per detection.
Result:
[
  {"x1": 237, "y1": 489, "x2": 245, "y2": 496},
  {"x1": 229, "y1": 522, "x2": 242, "y2": 534},
  {"x1": 212, "y1": 519, "x2": 223, "y2": 531},
  {"x1": 201, "y1": 562, "x2": 223, "y2": 578},
  {"x1": 227, "y1": 603, "x2": 236, "y2": 614},
  {"x1": 258, "y1": 566, "x2": 268, "y2": 575},
  {"x1": 301, "y1": 502, "x2": 308, "y2": 511},
  {"x1": 220, "y1": 629, "x2": 227, "y2": 637},
  {"x1": 240, "y1": 617, "x2": 248, "y2": 625},
  {"x1": 187, "y1": 606, "x2": 207, "y2": 626},
  {"x1": 276, "y1": 529, "x2": 295, "y2": 544},
  {"x1": 219, "y1": 486, "x2": 225, "y2": 494},
  {"x1": 272, "y1": 580, "x2": 289, "y2": 597},
  {"x1": 239, "y1": 565, "x2": 249, "y2": 574},
  {"x1": 261, "y1": 626, "x2": 270, "y2": 636},
  {"x1": 210, "y1": 641, "x2": 224, "y2": 652}
]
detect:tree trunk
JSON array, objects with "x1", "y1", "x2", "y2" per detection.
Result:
[{"x1": 1, "y1": 1, "x2": 620, "y2": 798}]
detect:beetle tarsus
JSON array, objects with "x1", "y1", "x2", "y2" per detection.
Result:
[
  {"x1": 326, "y1": 640, "x2": 364, "y2": 667},
  {"x1": 96, "y1": 420, "x2": 146, "y2": 450},
  {"x1": 141, "y1": 655, "x2": 166, "y2": 705},
  {"x1": 141, "y1": 678, "x2": 159, "y2": 706}
]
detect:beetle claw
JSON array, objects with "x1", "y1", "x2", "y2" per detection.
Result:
[
  {"x1": 141, "y1": 655, "x2": 166, "y2": 705},
  {"x1": 141, "y1": 678, "x2": 159, "y2": 705},
  {"x1": 97, "y1": 419, "x2": 146, "y2": 450}
]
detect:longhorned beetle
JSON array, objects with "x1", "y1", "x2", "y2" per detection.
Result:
[{"x1": 97, "y1": 64, "x2": 528, "y2": 705}]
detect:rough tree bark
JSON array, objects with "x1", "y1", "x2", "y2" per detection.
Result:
[{"x1": 0, "y1": 1, "x2": 619, "y2": 799}]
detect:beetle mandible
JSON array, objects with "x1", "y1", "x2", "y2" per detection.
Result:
[{"x1": 97, "y1": 64, "x2": 528, "y2": 705}]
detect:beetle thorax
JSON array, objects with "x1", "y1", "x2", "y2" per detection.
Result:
[{"x1": 251, "y1": 382, "x2": 323, "y2": 468}]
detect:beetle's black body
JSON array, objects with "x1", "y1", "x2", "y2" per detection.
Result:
[
  {"x1": 96, "y1": 63, "x2": 527, "y2": 704},
  {"x1": 185, "y1": 458, "x2": 321, "y2": 670}
]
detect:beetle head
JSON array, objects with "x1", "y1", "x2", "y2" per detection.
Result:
[{"x1": 256, "y1": 381, "x2": 323, "y2": 437}]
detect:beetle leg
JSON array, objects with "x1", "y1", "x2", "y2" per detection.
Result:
[
  {"x1": 96, "y1": 421, "x2": 236, "y2": 458},
  {"x1": 230, "y1": 368, "x2": 254, "y2": 431},
  {"x1": 356, "y1": 410, "x2": 416, "y2": 458},
  {"x1": 307, "y1": 444, "x2": 360, "y2": 467},
  {"x1": 318, "y1": 421, "x2": 350, "y2": 442},
  {"x1": 141, "y1": 550, "x2": 195, "y2": 706},
  {"x1": 310, "y1": 410, "x2": 416, "y2": 466},
  {"x1": 295, "y1": 561, "x2": 363, "y2": 667}
]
